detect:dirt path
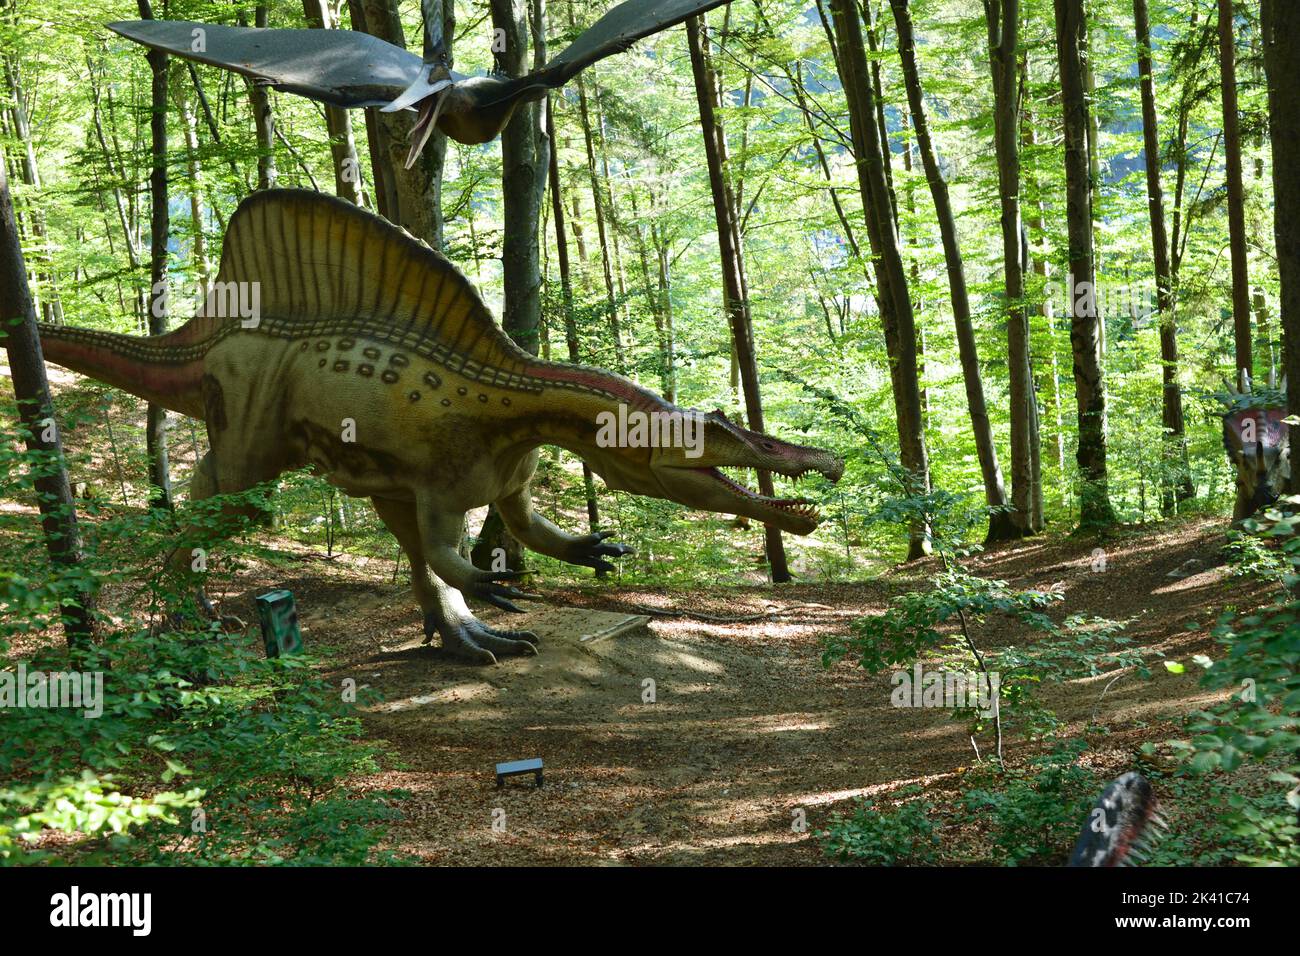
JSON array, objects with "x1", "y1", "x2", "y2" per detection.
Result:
[{"x1": 217, "y1": 515, "x2": 1264, "y2": 865}]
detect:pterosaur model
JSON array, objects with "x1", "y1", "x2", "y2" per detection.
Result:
[{"x1": 109, "y1": 0, "x2": 729, "y2": 164}]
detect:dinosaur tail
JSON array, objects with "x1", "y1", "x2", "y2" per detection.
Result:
[{"x1": 37, "y1": 323, "x2": 208, "y2": 419}]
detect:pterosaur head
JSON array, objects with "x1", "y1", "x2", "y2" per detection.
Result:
[{"x1": 585, "y1": 406, "x2": 844, "y2": 536}]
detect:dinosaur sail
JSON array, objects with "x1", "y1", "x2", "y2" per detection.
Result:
[{"x1": 38, "y1": 191, "x2": 538, "y2": 414}]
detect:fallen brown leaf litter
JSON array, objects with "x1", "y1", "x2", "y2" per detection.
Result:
[{"x1": 183, "y1": 515, "x2": 1266, "y2": 865}]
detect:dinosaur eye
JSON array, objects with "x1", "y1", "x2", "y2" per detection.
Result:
[{"x1": 762, "y1": 442, "x2": 774, "y2": 450}]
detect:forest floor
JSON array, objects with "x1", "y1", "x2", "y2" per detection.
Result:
[
  {"x1": 209, "y1": 513, "x2": 1268, "y2": 865},
  {"x1": 4, "y1": 365, "x2": 1273, "y2": 863}
]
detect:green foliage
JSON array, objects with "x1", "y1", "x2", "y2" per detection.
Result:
[
  {"x1": 0, "y1": 773, "x2": 201, "y2": 863},
  {"x1": 1153, "y1": 501, "x2": 1300, "y2": 864},
  {"x1": 1, "y1": 628, "x2": 402, "y2": 865},
  {"x1": 961, "y1": 740, "x2": 1100, "y2": 866},
  {"x1": 0, "y1": 429, "x2": 404, "y2": 866},
  {"x1": 826, "y1": 556, "x2": 1142, "y2": 744},
  {"x1": 819, "y1": 785, "x2": 940, "y2": 865}
]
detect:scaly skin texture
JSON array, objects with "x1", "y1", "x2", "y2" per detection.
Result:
[{"x1": 38, "y1": 190, "x2": 843, "y2": 664}]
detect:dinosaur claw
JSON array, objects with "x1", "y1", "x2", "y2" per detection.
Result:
[
  {"x1": 570, "y1": 533, "x2": 633, "y2": 570},
  {"x1": 485, "y1": 594, "x2": 525, "y2": 613}
]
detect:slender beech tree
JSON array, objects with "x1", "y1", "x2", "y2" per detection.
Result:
[
  {"x1": 1263, "y1": 0, "x2": 1300, "y2": 490},
  {"x1": 302, "y1": 0, "x2": 364, "y2": 204},
  {"x1": 138, "y1": 0, "x2": 172, "y2": 511},
  {"x1": 176, "y1": 86, "x2": 213, "y2": 299},
  {"x1": 574, "y1": 59, "x2": 626, "y2": 371},
  {"x1": 985, "y1": 0, "x2": 1040, "y2": 535},
  {"x1": 1134, "y1": 0, "x2": 1193, "y2": 511},
  {"x1": 890, "y1": 0, "x2": 1014, "y2": 542},
  {"x1": 687, "y1": 14, "x2": 792, "y2": 578},
  {"x1": 1218, "y1": 0, "x2": 1252, "y2": 378},
  {"x1": 1056, "y1": 0, "x2": 1115, "y2": 526},
  {"x1": 547, "y1": 98, "x2": 603, "y2": 535},
  {"x1": 0, "y1": 161, "x2": 96, "y2": 646},
  {"x1": 826, "y1": 0, "x2": 931, "y2": 558},
  {"x1": 240, "y1": 5, "x2": 279, "y2": 191},
  {"x1": 473, "y1": 0, "x2": 550, "y2": 573}
]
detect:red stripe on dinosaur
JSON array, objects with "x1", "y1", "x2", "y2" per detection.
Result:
[{"x1": 524, "y1": 361, "x2": 672, "y2": 412}]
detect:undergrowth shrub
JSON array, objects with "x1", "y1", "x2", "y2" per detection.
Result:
[
  {"x1": 820, "y1": 785, "x2": 939, "y2": 865},
  {"x1": 0, "y1": 420, "x2": 405, "y2": 865}
]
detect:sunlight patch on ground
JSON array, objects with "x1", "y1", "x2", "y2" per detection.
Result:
[
  {"x1": 368, "y1": 680, "x2": 498, "y2": 712},
  {"x1": 1150, "y1": 568, "x2": 1231, "y2": 593}
]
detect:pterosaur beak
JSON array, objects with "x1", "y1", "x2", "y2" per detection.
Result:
[
  {"x1": 403, "y1": 91, "x2": 450, "y2": 169},
  {"x1": 381, "y1": 67, "x2": 452, "y2": 113}
]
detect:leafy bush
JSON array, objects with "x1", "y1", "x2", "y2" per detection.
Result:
[
  {"x1": 0, "y1": 422, "x2": 405, "y2": 865},
  {"x1": 1156, "y1": 499, "x2": 1300, "y2": 864},
  {"x1": 820, "y1": 786, "x2": 939, "y2": 865},
  {"x1": 961, "y1": 741, "x2": 1100, "y2": 866}
]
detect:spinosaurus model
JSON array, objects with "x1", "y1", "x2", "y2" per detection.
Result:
[
  {"x1": 110, "y1": 0, "x2": 731, "y2": 165},
  {"x1": 38, "y1": 190, "x2": 843, "y2": 664},
  {"x1": 1222, "y1": 369, "x2": 1291, "y2": 521}
]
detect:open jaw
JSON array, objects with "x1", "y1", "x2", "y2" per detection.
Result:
[{"x1": 700, "y1": 466, "x2": 821, "y2": 525}]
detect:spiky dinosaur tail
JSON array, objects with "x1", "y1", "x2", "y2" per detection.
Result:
[
  {"x1": 37, "y1": 323, "x2": 208, "y2": 419},
  {"x1": 1067, "y1": 772, "x2": 1166, "y2": 866}
]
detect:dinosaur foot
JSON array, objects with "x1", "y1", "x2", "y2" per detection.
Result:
[
  {"x1": 163, "y1": 590, "x2": 222, "y2": 633},
  {"x1": 423, "y1": 612, "x2": 539, "y2": 666},
  {"x1": 568, "y1": 530, "x2": 634, "y2": 573}
]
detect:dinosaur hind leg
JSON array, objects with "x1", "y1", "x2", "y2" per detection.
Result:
[{"x1": 371, "y1": 496, "x2": 538, "y2": 666}]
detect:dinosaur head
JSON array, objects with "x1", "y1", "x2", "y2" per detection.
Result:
[
  {"x1": 585, "y1": 406, "x2": 844, "y2": 535},
  {"x1": 1067, "y1": 772, "x2": 1165, "y2": 867},
  {"x1": 1222, "y1": 371, "x2": 1291, "y2": 521},
  {"x1": 1224, "y1": 408, "x2": 1290, "y2": 519}
]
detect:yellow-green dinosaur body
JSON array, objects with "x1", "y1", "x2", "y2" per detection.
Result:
[{"x1": 39, "y1": 190, "x2": 842, "y2": 663}]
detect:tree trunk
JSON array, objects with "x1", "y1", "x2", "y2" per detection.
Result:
[
  {"x1": 572, "y1": 33, "x2": 626, "y2": 372},
  {"x1": 827, "y1": 0, "x2": 931, "y2": 557},
  {"x1": 0, "y1": 161, "x2": 96, "y2": 646},
  {"x1": 347, "y1": 0, "x2": 450, "y2": 245},
  {"x1": 180, "y1": 89, "x2": 215, "y2": 303},
  {"x1": 985, "y1": 0, "x2": 1039, "y2": 536},
  {"x1": 177, "y1": 86, "x2": 213, "y2": 300},
  {"x1": 546, "y1": 97, "x2": 602, "y2": 534},
  {"x1": 1056, "y1": 0, "x2": 1115, "y2": 527},
  {"x1": 138, "y1": 0, "x2": 173, "y2": 511},
  {"x1": 653, "y1": 222, "x2": 677, "y2": 402},
  {"x1": 1263, "y1": 0, "x2": 1300, "y2": 491},
  {"x1": 242, "y1": 5, "x2": 279, "y2": 190},
  {"x1": 1135, "y1": 0, "x2": 1193, "y2": 511},
  {"x1": 1219, "y1": 0, "x2": 1253, "y2": 378},
  {"x1": 1022, "y1": 95, "x2": 1069, "y2": 508},
  {"x1": 890, "y1": 0, "x2": 1013, "y2": 542},
  {"x1": 302, "y1": 0, "x2": 364, "y2": 205},
  {"x1": 629, "y1": 184, "x2": 674, "y2": 400},
  {"x1": 687, "y1": 15, "x2": 792, "y2": 579},
  {"x1": 473, "y1": 0, "x2": 550, "y2": 573}
]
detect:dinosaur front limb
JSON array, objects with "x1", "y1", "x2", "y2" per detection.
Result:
[
  {"x1": 495, "y1": 485, "x2": 634, "y2": 573},
  {"x1": 373, "y1": 496, "x2": 538, "y2": 665}
]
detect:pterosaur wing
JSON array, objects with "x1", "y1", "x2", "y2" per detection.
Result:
[{"x1": 107, "y1": 19, "x2": 423, "y2": 109}]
